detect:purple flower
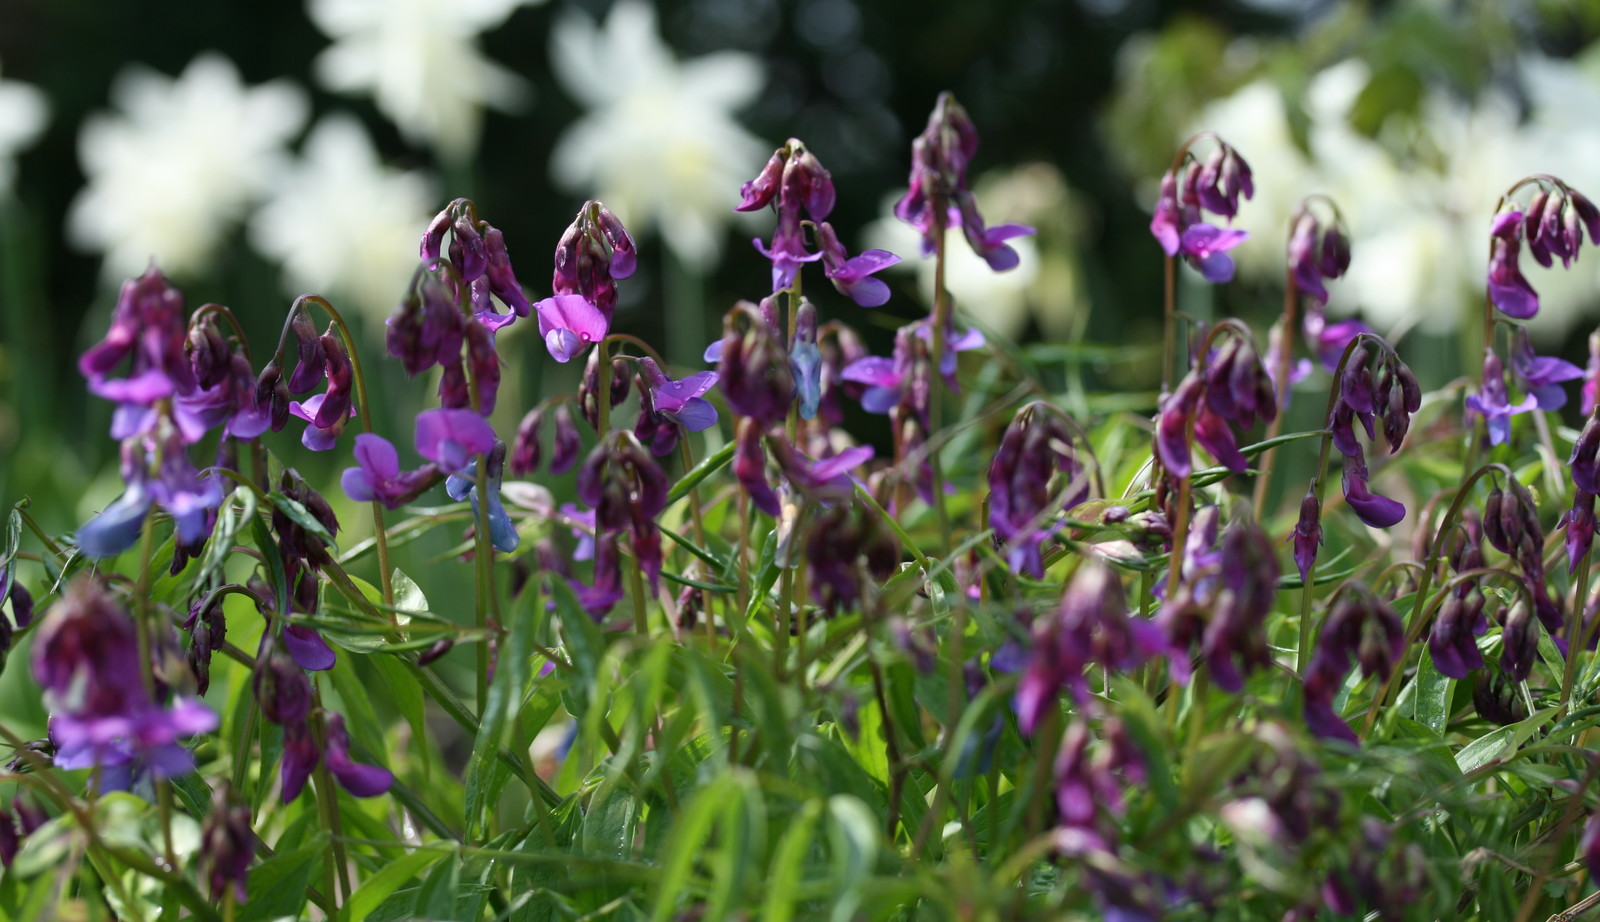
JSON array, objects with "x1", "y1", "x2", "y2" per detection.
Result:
[
  {"x1": 77, "y1": 431, "x2": 223, "y2": 558},
  {"x1": 1573, "y1": 414, "x2": 1600, "y2": 496},
  {"x1": 254, "y1": 642, "x2": 314, "y2": 725},
  {"x1": 1287, "y1": 209, "x2": 1350, "y2": 307},
  {"x1": 804, "y1": 503, "x2": 900, "y2": 615},
  {"x1": 752, "y1": 211, "x2": 823, "y2": 293},
  {"x1": 839, "y1": 319, "x2": 985, "y2": 418},
  {"x1": 341, "y1": 433, "x2": 440, "y2": 510},
  {"x1": 1304, "y1": 314, "x2": 1372, "y2": 373},
  {"x1": 1177, "y1": 223, "x2": 1248, "y2": 283},
  {"x1": 1510, "y1": 327, "x2": 1582, "y2": 411},
  {"x1": 1302, "y1": 587, "x2": 1403, "y2": 742},
  {"x1": 988, "y1": 403, "x2": 1088, "y2": 577},
  {"x1": 550, "y1": 405, "x2": 582, "y2": 474},
  {"x1": 814, "y1": 222, "x2": 899, "y2": 307},
  {"x1": 80, "y1": 267, "x2": 196, "y2": 428},
  {"x1": 734, "y1": 419, "x2": 780, "y2": 517},
  {"x1": 33, "y1": 580, "x2": 218, "y2": 783},
  {"x1": 1565, "y1": 491, "x2": 1597, "y2": 575},
  {"x1": 1428, "y1": 590, "x2": 1487, "y2": 679},
  {"x1": 576, "y1": 432, "x2": 669, "y2": 591},
  {"x1": 200, "y1": 788, "x2": 254, "y2": 904},
  {"x1": 896, "y1": 93, "x2": 1035, "y2": 270},
  {"x1": 1465, "y1": 349, "x2": 1537, "y2": 446},
  {"x1": 322, "y1": 713, "x2": 394, "y2": 797},
  {"x1": 1340, "y1": 453, "x2": 1406, "y2": 528},
  {"x1": 533, "y1": 293, "x2": 608, "y2": 364},
  {"x1": 415, "y1": 408, "x2": 497, "y2": 474},
  {"x1": 283, "y1": 625, "x2": 336, "y2": 672},
  {"x1": 717, "y1": 301, "x2": 795, "y2": 427},
  {"x1": 634, "y1": 358, "x2": 719, "y2": 457},
  {"x1": 511, "y1": 408, "x2": 543, "y2": 476},
  {"x1": 288, "y1": 393, "x2": 358, "y2": 452},
  {"x1": 1584, "y1": 329, "x2": 1600, "y2": 415},
  {"x1": 1154, "y1": 373, "x2": 1203, "y2": 479},
  {"x1": 1488, "y1": 210, "x2": 1540, "y2": 319}
]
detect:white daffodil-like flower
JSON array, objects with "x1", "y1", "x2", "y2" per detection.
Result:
[
  {"x1": 250, "y1": 115, "x2": 437, "y2": 320},
  {"x1": 309, "y1": 0, "x2": 537, "y2": 162},
  {"x1": 68, "y1": 54, "x2": 306, "y2": 280},
  {"x1": 549, "y1": 0, "x2": 767, "y2": 268},
  {"x1": 0, "y1": 59, "x2": 48, "y2": 197},
  {"x1": 1188, "y1": 53, "x2": 1600, "y2": 341}
]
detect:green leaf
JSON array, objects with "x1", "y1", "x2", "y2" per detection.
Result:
[
  {"x1": 668, "y1": 440, "x2": 734, "y2": 505},
  {"x1": 370, "y1": 653, "x2": 428, "y2": 775},
  {"x1": 170, "y1": 772, "x2": 213, "y2": 818},
  {"x1": 391, "y1": 567, "x2": 428, "y2": 621},
  {"x1": 466, "y1": 577, "x2": 540, "y2": 838},
  {"x1": 549, "y1": 578, "x2": 606, "y2": 719},
  {"x1": 1408, "y1": 652, "x2": 1455, "y2": 733},
  {"x1": 649, "y1": 775, "x2": 737, "y2": 922},
  {"x1": 414, "y1": 852, "x2": 465, "y2": 921},
  {"x1": 761, "y1": 800, "x2": 822, "y2": 922},
  {"x1": 1455, "y1": 726, "x2": 1515, "y2": 774},
  {"x1": 238, "y1": 835, "x2": 328, "y2": 922},
  {"x1": 344, "y1": 849, "x2": 445, "y2": 922}
]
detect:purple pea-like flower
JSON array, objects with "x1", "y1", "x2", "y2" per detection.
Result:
[
  {"x1": 1291, "y1": 490, "x2": 1322, "y2": 584},
  {"x1": 1510, "y1": 327, "x2": 1582, "y2": 411},
  {"x1": 532, "y1": 293, "x2": 608, "y2": 364},
  {"x1": 814, "y1": 222, "x2": 899, "y2": 307},
  {"x1": 1340, "y1": 453, "x2": 1405, "y2": 528},
  {"x1": 415, "y1": 408, "x2": 497, "y2": 474},
  {"x1": 322, "y1": 712, "x2": 394, "y2": 797},
  {"x1": 1304, "y1": 314, "x2": 1373, "y2": 373},
  {"x1": 78, "y1": 431, "x2": 224, "y2": 559},
  {"x1": 634, "y1": 358, "x2": 719, "y2": 457},
  {"x1": 1584, "y1": 329, "x2": 1600, "y2": 416},
  {"x1": 988, "y1": 402, "x2": 1088, "y2": 577},
  {"x1": 200, "y1": 788, "x2": 254, "y2": 904},
  {"x1": 1573, "y1": 414, "x2": 1600, "y2": 496},
  {"x1": 1565, "y1": 491, "x2": 1596, "y2": 574},
  {"x1": 1488, "y1": 210, "x2": 1540, "y2": 319},
  {"x1": 804, "y1": 502, "x2": 900, "y2": 615},
  {"x1": 1177, "y1": 224, "x2": 1247, "y2": 284},
  {"x1": 288, "y1": 392, "x2": 358, "y2": 452},
  {"x1": 1154, "y1": 373, "x2": 1203, "y2": 479},
  {"x1": 734, "y1": 419, "x2": 780, "y2": 517},
  {"x1": 341, "y1": 433, "x2": 440, "y2": 510},
  {"x1": 1465, "y1": 349, "x2": 1537, "y2": 446},
  {"x1": 1302, "y1": 587, "x2": 1403, "y2": 743},
  {"x1": 717, "y1": 301, "x2": 795, "y2": 427},
  {"x1": 550, "y1": 405, "x2": 582, "y2": 475},
  {"x1": 1428, "y1": 590, "x2": 1487, "y2": 679}
]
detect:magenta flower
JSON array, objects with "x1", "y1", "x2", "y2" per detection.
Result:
[
  {"x1": 415, "y1": 408, "x2": 497, "y2": 473},
  {"x1": 288, "y1": 393, "x2": 358, "y2": 452},
  {"x1": 814, "y1": 222, "x2": 899, "y2": 307},
  {"x1": 1488, "y1": 211, "x2": 1539, "y2": 319},
  {"x1": 635, "y1": 358, "x2": 719, "y2": 457},
  {"x1": 1177, "y1": 224, "x2": 1248, "y2": 284},
  {"x1": 341, "y1": 433, "x2": 439, "y2": 510},
  {"x1": 1341, "y1": 454, "x2": 1405, "y2": 528},
  {"x1": 533, "y1": 293, "x2": 609, "y2": 364},
  {"x1": 1304, "y1": 314, "x2": 1372, "y2": 373}
]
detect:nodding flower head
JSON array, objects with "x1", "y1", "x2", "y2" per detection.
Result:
[
  {"x1": 804, "y1": 502, "x2": 900, "y2": 616},
  {"x1": 80, "y1": 265, "x2": 196, "y2": 409},
  {"x1": 1465, "y1": 349, "x2": 1536, "y2": 447},
  {"x1": 1287, "y1": 204, "x2": 1350, "y2": 307},
  {"x1": 987, "y1": 402, "x2": 1089, "y2": 578},
  {"x1": 546, "y1": 200, "x2": 635, "y2": 320},
  {"x1": 419, "y1": 199, "x2": 531, "y2": 329},
  {"x1": 634, "y1": 358, "x2": 719, "y2": 457},
  {"x1": 896, "y1": 92, "x2": 1034, "y2": 271},
  {"x1": 717, "y1": 301, "x2": 795, "y2": 427},
  {"x1": 1510, "y1": 327, "x2": 1582, "y2": 412},
  {"x1": 1149, "y1": 137, "x2": 1253, "y2": 283},
  {"x1": 1291, "y1": 490, "x2": 1322, "y2": 584},
  {"x1": 1303, "y1": 585, "x2": 1404, "y2": 743},
  {"x1": 576, "y1": 431, "x2": 669, "y2": 590}
]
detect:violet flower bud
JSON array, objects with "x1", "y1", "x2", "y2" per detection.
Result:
[
  {"x1": 550, "y1": 405, "x2": 582, "y2": 475},
  {"x1": 482, "y1": 225, "x2": 531, "y2": 318},
  {"x1": 733, "y1": 419, "x2": 780, "y2": 516},
  {"x1": 1574, "y1": 413, "x2": 1600, "y2": 496},
  {"x1": 1565, "y1": 491, "x2": 1597, "y2": 574},
  {"x1": 595, "y1": 206, "x2": 637, "y2": 280},
  {"x1": 311, "y1": 330, "x2": 353, "y2": 430},
  {"x1": 805, "y1": 503, "x2": 900, "y2": 615},
  {"x1": 736, "y1": 149, "x2": 785, "y2": 212},
  {"x1": 254, "y1": 361, "x2": 291, "y2": 433},
  {"x1": 1291, "y1": 490, "x2": 1322, "y2": 583},
  {"x1": 1155, "y1": 373, "x2": 1203, "y2": 478},
  {"x1": 449, "y1": 211, "x2": 487, "y2": 282},
  {"x1": 188, "y1": 319, "x2": 231, "y2": 390},
  {"x1": 285, "y1": 310, "x2": 326, "y2": 394},
  {"x1": 511, "y1": 408, "x2": 544, "y2": 476},
  {"x1": 465, "y1": 320, "x2": 500, "y2": 415},
  {"x1": 988, "y1": 402, "x2": 1088, "y2": 577},
  {"x1": 200, "y1": 786, "x2": 254, "y2": 904},
  {"x1": 1473, "y1": 667, "x2": 1527, "y2": 725},
  {"x1": 437, "y1": 361, "x2": 470, "y2": 410},
  {"x1": 717, "y1": 301, "x2": 795, "y2": 427},
  {"x1": 185, "y1": 594, "x2": 225, "y2": 696},
  {"x1": 1429, "y1": 590, "x2": 1487, "y2": 679},
  {"x1": 253, "y1": 642, "x2": 313, "y2": 726},
  {"x1": 1499, "y1": 600, "x2": 1538, "y2": 682},
  {"x1": 1488, "y1": 210, "x2": 1539, "y2": 319}
]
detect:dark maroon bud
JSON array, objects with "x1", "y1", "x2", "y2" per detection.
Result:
[
  {"x1": 0, "y1": 806, "x2": 16, "y2": 869},
  {"x1": 418, "y1": 638, "x2": 454, "y2": 666},
  {"x1": 1482, "y1": 488, "x2": 1508, "y2": 554},
  {"x1": 285, "y1": 310, "x2": 326, "y2": 394},
  {"x1": 435, "y1": 360, "x2": 468, "y2": 410},
  {"x1": 676, "y1": 580, "x2": 702, "y2": 630},
  {"x1": 1382, "y1": 374, "x2": 1409, "y2": 452},
  {"x1": 806, "y1": 503, "x2": 900, "y2": 615},
  {"x1": 200, "y1": 785, "x2": 254, "y2": 903},
  {"x1": 578, "y1": 347, "x2": 602, "y2": 431},
  {"x1": 718, "y1": 301, "x2": 795, "y2": 427},
  {"x1": 1291, "y1": 490, "x2": 1322, "y2": 583},
  {"x1": 511, "y1": 408, "x2": 544, "y2": 476},
  {"x1": 1319, "y1": 222, "x2": 1350, "y2": 279},
  {"x1": 419, "y1": 275, "x2": 466, "y2": 370},
  {"x1": 1525, "y1": 190, "x2": 1554, "y2": 267},
  {"x1": 450, "y1": 212, "x2": 488, "y2": 282},
  {"x1": 1566, "y1": 491, "x2": 1597, "y2": 574},
  {"x1": 550, "y1": 405, "x2": 582, "y2": 475},
  {"x1": 1429, "y1": 591, "x2": 1486, "y2": 679},
  {"x1": 188, "y1": 319, "x2": 231, "y2": 390},
  {"x1": 481, "y1": 225, "x2": 530, "y2": 317},
  {"x1": 1499, "y1": 600, "x2": 1538, "y2": 682},
  {"x1": 31, "y1": 580, "x2": 145, "y2": 715},
  {"x1": 185, "y1": 594, "x2": 226, "y2": 695},
  {"x1": 1573, "y1": 189, "x2": 1600, "y2": 246},
  {"x1": 610, "y1": 357, "x2": 631, "y2": 408},
  {"x1": 786, "y1": 142, "x2": 836, "y2": 221},
  {"x1": 1574, "y1": 414, "x2": 1600, "y2": 496},
  {"x1": 420, "y1": 203, "x2": 454, "y2": 261},
  {"x1": 253, "y1": 642, "x2": 312, "y2": 726},
  {"x1": 385, "y1": 287, "x2": 429, "y2": 376},
  {"x1": 465, "y1": 320, "x2": 500, "y2": 415},
  {"x1": 595, "y1": 206, "x2": 637, "y2": 280},
  {"x1": 313, "y1": 330, "x2": 354, "y2": 430},
  {"x1": 255, "y1": 360, "x2": 291, "y2": 432},
  {"x1": 734, "y1": 418, "x2": 780, "y2": 516},
  {"x1": 1339, "y1": 345, "x2": 1375, "y2": 414},
  {"x1": 1495, "y1": 484, "x2": 1525, "y2": 555},
  {"x1": 736, "y1": 149, "x2": 785, "y2": 212},
  {"x1": 576, "y1": 431, "x2": 668, "y2": 533},
  {"x1": 1472, "y1": 666, "x2": 1527, "y2": 725}
]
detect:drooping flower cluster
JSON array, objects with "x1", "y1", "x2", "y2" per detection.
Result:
[
  {"x1": 1149, "y1": 135, "x2": 1253, "y2": 282},
  {"x1": 1482, "y1": 479, "x2": 1564, "y2": 641},
  {"x1": 1427, "y1": 519, "x2": 1490, "y2": 679},
  {"x1": 897, "y1": 92, "x2": 1034, "y2": 272},
  {"x1": 1487, "y1": 180, "x2": 1600, "y2": 320},
  {"x1": 533, "y1": 200, "x2": 635, "y2": 363},
  {"x1": 1302, "y1": 584, "x2": 1404, "y2": 743},
  {"x1": 577, "y1": 431, "x2": 669, "y2": 607},
  {"x1": 1016, "y1": 560, "x2": 1163, "y2": 734},
  {"x1": 987, "y1": 401, "x2": 1093, "y2": 577},
  {"x1": 1158, "y1": 511, "x2": 1279, "y2": 691},
  {"x1": 1286, "y1": 201, "x2": 1351, "y2": 306},
  {"x1": 1325, "y1": 337, "x2": 1417, "y2": 530},
  {"x1": 31, "y1": 580, "x2": 218, "y2": 787},
  {"x1": 740, "y1": 140, "x2": 884, "y2": 302},
  {"x1": 1155, "y1": 326, "x2": 1276, "y2": 478}
]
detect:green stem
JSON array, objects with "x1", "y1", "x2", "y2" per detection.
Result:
[
  {"x1": 596, "y1": 338, "x2": 612, "y2": 438},
  {"x1": 1253, "y1": 266, "x2": 1298, "y2": 512},
  {"x1": 927, "y1": 215, "x2": 954, "y2": 552}
]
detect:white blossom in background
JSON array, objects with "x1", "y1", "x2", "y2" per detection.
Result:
[
  {"x1": 68, "y1": 54, "x2": 306, "y2": 279},
  {"x1": 0, "y1": 59, "x2": 49, "y2": 197},
  {"x1": 1186, "y1": 52, "x2": 1600, "y2": 340},
  {"x1": 549, "y1": 0, "x2": 767, "y2": 268},
  {"x1": 309, "y1": 0, "x2": 538, "y2": 162},
  {"x1": 250, "y1": 115, "x2": 437, "y2": 320}
]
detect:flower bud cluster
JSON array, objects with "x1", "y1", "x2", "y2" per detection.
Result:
[
  {"x1": 1327, "y1": 339, "x2": 1417, "y2": 529},
  {"x1": 1302, "y1": 584, "x2": 1404, "y2": 742},
  {"x1": 987, "y1": 402, "x2": 1091, "y2": 577},
  {"x1": 1149, "y1": 136, "x2": 1253, "y2": 282},
  {"x1": 1489, "y1": 181, "x2": 1600, "y2": 319}
]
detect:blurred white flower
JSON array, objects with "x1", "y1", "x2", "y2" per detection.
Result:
[
  {"x1": 549, "y1": 0, "x2": 767, "y2": 268},
  {"x1": 68, "y1": 54, "x2": 306, "y2": 279},
  {"x1": 310, "y1": 0, "x2": 537, "y2": 162},
  {"x1": 0, "y1": 59, "x2": 48, "y2": 197},
  {"x1": 1189, "y1": 53, "x2": 1600, "y2": 340},
  {"x1": 250, "y1": 115, "x2": 437, "y2": 319}
]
